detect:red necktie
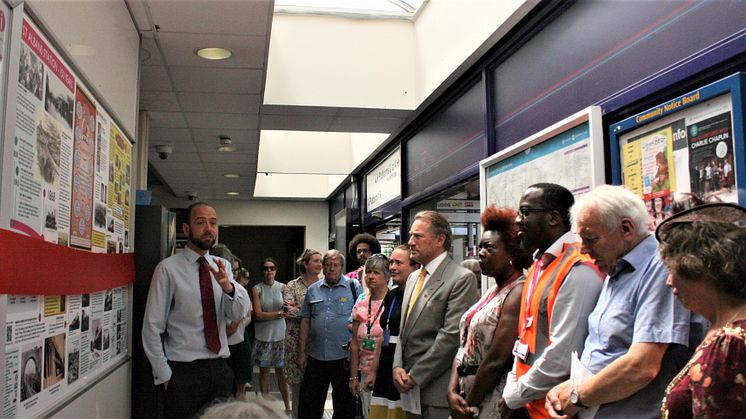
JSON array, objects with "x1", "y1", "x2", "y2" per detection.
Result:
[{"x1": 198, "y1": 257, "x2": 221, "y2": 354}]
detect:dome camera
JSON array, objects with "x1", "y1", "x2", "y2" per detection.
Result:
[{"x1": 156, "y1": 145, "x2": 173, "y2": 160}]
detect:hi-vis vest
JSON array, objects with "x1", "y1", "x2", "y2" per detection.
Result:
[{"x1": 515, "y1": 242, "x2": 600, "y2": 419}]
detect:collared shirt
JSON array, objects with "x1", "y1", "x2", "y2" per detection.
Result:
[
  {"x1": 142, "y1": 246, "x2": 251, "y2": 385},
  {"x1": 581, "y1": 234, "x2": 694, "y2": 418},
  {"x1": 301, "y1": 275, "x2": 363, "y2": 361},
  {"x1": 504, "y1": 231, "x2": 603, "y2": 408},
  {"x1": 418, "y1": 251, "x2": 448, "y2": 290}
]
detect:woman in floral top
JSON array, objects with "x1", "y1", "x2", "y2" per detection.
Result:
[
  {"x1": 349, "y1": 254, "x2": 390, "y2": 418},
  {"x1": 447, "y1": 207, "x2": 533, "y2": 419},
  {"x1": 656, "y1": 203, "x2": 746, "y2": 418},
  {"x1": 283, "y1": 249, "x2": 322, "y2": 418}
]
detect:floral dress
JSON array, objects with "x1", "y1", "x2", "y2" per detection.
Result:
[
  {"x1": 283, "y1": 277, "x2": 310, "y2": 386},
  {"x1": 454, "y1": 277, "x2": 524, "y2": 419},
  {"x1": 662, "y1": 319, "x2": 746, "y2": 418}
]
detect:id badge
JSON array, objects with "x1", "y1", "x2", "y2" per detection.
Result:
[
  {"x1": 382, "y1": 329, "x2": 391, "y2": 347},
  {"x1": 362, "y1": 336, "x2": 376, "y2": 351},
  {"x1": 512, "y1": 339, "x2": 528, "y2": 361}
]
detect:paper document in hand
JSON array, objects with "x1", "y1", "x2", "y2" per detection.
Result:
[
  {"x1": 400, "y1": 384, "x2": 421, "y2": 415},
  {"x1": 571, "y1": 351, "x2": 600, "y2": 419}
]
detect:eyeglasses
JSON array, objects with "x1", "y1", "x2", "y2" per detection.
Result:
[
  {"x1": 517, "y1": 207, "x2": 553, "y2": 219},
  {"x1": 262, "y1": 266, "x2": 277, "y2": 271},
  {"x1": 356, "y1": 248, "x2": 372, "y2": 255}
]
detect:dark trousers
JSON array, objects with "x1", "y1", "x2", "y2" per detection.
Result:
[
  {"x1": 298, "y1": 357, "x2": 354, "y2": 419},
  {"x1": 164, "y1": 358, "x2": 234, "y2": 419}
]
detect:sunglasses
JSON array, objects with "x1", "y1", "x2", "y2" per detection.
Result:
[
  {"x1": 262, "y1": 265, "x2": 277, "y2": 271},
  {"x1": 655, "y1": 202, "x2": 746, "y2": 242},
  {"x1": 369, "y1": 253, "x2": 389, "y2": 261}
]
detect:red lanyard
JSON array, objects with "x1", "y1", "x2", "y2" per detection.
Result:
[{"x1": 520, "y1": 256, "x2": 548, "y2": 337}]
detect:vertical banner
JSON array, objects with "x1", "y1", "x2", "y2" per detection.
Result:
[
  {"x1": 69, "y1": 87, "x2": 96, "y2": 250},
  {"x1": 106, "y1": 122, "x2": 131, "y2": 253}
]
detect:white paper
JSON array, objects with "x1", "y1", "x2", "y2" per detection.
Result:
[
  {"x1": 571, "y1": 352, "x2": 599, "y2": 419},
  {"x1": 400, "y1": 384, "x2": 421, "y2": 415}
]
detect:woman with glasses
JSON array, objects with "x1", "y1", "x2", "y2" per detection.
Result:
[
  {"x1": 349, "y1": 253, "x2": 390, "y2": 418},
  {"x1": 656, "y1": 203, "x2": 746, "y2": 418},
  {"x1": 283, "y1": 249, "x2": 323, "y2": 418},
  {"x1": 251, "y1": 258, "x2": 291, "y2": 413},
  {"x1": 447, "y1": 206, "x2": 533, "y2": 419}
]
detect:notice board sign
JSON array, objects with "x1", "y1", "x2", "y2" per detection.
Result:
[
  {"x1": 610, "y1": 73, "x2": 745, "y2": 229},
  {"x1": 480, "y1": 107, "x2": 605, "y2": 210}
]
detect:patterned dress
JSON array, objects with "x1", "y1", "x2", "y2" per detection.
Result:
[
  {"x1": 662, "y1": 319, "x2": 746, "y2": 418},
  {"x1": 252, "y1": 281, "x2": 286, "y2": 368},
  {"x1": 455, "y1": 277, "x2": 525, "y2": 419},
  {"x1": 283, "y1": 277, "x2": 311, "y2": 385}
]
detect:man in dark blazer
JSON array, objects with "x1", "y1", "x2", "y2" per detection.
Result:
[{"x1": 393, "y1": 210, "x2": 479, "y2": 419}]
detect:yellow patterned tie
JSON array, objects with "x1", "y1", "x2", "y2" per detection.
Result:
[{"x1": 406, "y1": 268, "x2": 428, "y2": 320}]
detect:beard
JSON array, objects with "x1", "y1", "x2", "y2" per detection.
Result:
[{"x1": 189, "y1": 230, "x2": 213, "y2": 250}]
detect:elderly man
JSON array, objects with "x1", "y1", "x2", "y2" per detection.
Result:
[
  {"x1": 546, "y1": 185, "x2": 698, "y2": 418},
  {"x1": 142, "y1": 202, "x2": 250, "y2": 418},
  {"x1": 393, "y1": 210, "x2": 479, "y2": 419},
  {"x1": 502, "y1": 183, "x2": 603, "y2": 418},
  {"x1": 298, "y1": 249, "x2": 363, "y2": 419}
]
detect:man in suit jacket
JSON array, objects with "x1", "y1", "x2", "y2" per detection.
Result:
[{"x1": 393, "y1": 210, "x2": 479, "y2": 419}]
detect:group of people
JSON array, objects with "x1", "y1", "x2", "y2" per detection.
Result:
[{"x1": 142, "y1": 185, "x2": 746, "y2": 419}]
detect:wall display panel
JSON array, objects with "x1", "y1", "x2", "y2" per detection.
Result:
[
  {"x1": 0, "y1": 9, "x2": 133, "y2": 418},
  {"x1": 406, "y1": 79, "x2": 484, "y2": 196},
  {"x1": 365, "y1": 148, "x2": 401, "y2": 213},
  {"x1": 611, "y1": 73, "x2": 745, "y2": 229},
  {"x1": 480, "y1": 107, "x2": 604, "y2": 210},
  {"x1": 492, "y1": 0, "x2": 745, "y2": 150}
]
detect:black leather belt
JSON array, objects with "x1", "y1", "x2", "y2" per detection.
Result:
[{"x1": 456, "y1": 364, "x2": 479, "y2": 376}]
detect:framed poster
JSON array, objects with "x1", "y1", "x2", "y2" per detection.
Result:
[
  {"x1": 610, "y1": 73, "x2": 745, "y2": 229},
  {"x1": 480, "y1": 106, "x2": 605, "y2": 210}
]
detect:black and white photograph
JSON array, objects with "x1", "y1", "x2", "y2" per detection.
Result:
[
  {"x1": 91, "y1": 318, "x2": 102, "y2": 351},
  {"x1": 35, "y1": 113, "x2": 62, "y2": 185},
  {"x1": 20, "y1": 343, "x2": 42, "y2": 402},
  {"x1": 44, "y1": 206, "x2": 57, "y2": 230},
  {"x1": 103, "y1": 330, "x2": 110, "y2": 350},
  {"x1": 80, "y1": 309, "x2": 89, "y2": 332},
  {"x1": 18, "y1": 43, "x2": 43, "y2": 100},
  {"x1": 67, "y1": 341, "x2": 80, "y2": 385},
  {"x1": 44, "y1": 73, "x2": 73, "y2": 129},
  {"x1": 69, "y1": 311, "x2": 80, "y2": 331},
  {"x1": 104, "y1": 291, "x2": 113, "y2": 312},
  {"x1": 82, "y1": 293, "x2": 90, "y2": 307},
  {"x1": 43, "y1": 333, "x2": 65, "y2": 389}
]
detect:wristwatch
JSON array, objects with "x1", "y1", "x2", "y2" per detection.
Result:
[
  {"x1": 468, "y1": 405, "x2": 480, "y2": 417},
  {"x1": 570, "y1": 389, "x2": 588, "y2": 408}
]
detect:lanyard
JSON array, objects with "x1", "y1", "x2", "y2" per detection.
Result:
[
  {"x1": 462, "y1": 271, "x2": 520, "y2": 346},
  {"x1": 366, "y1": 296, "x2": 386, "y2": 336},
  {"x1": 385, "y1": 294, "x2": 397, "y2": 329},
  {"x1": 520, "y1": 257, "x2": 546, "y2": 338}
]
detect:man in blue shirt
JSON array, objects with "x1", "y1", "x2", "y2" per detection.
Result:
[
  {"x1": 298, "y1": 249, "x2": 363, "y2": 418},
  {"x1": 545, "y1": 185, "x2": 699, "y2": 418}
]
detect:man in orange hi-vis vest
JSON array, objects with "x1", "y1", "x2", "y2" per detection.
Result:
[{"x1": 501, "y1": 183, "x2": 603, "y2": 419}]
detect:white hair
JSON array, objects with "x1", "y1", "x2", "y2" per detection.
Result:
[{"x1": 571, "y1": 185, "x2": 649, "y2": 236}]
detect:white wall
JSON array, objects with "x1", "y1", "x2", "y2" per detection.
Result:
[
  {"x1": 149, "y1": 189, "x2": 330, "y2": 252},
  {"x1": 26, "y1": 0, "x2": 140, "y2": 136},
  {"x1": 265, "y1": 14, "x2": 417, "y2": 109},
  {"x1": 54, "y1": 361, "x2": 131, "y2": 418}
]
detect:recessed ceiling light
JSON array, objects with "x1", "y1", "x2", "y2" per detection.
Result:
[
  {"x1": 223, "y1": 173, "x2": 241, "y2": 178},
  {"x1": 226, "y1": 192, "x2": 240, "y2": 196},
  {"x1": 196, "y1": 47, "x2": 232, "y2": 60},
  {"x1": 217, "y1": 145, "x2": 238, "y2": 152}
]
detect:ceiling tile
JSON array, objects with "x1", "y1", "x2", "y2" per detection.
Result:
[
  {"x1": 194, "y1": 141, "x2": 257, "y2": 153},
  {"x1": 148, "y1": 127, "x2": 193, "y2": 143},
  {"x1": 148, "y1": 111, "x2": 188, "y2": 128},
  {"x1": 200, "y1": 152, "x2": 258, "y2": 163},
  {"x1": 178, "y1": 93, "x2": 261, "y2": 114},
  {"x1": 185, "y1": 112, "x2": 259, "y2": 130},
  {"x1": 140, "y1": 65, "x2": 171, "y2": 91},
  {"x1": 157, "y1": 32, "x2": 266, "y2": 68},
  {"x1": 191, "y1": 128, "x2": 259, "y2": 144},
  {"x1": 140, "y1": 91, "x2": 180, "y2": 112},
  {"x1": 146, "y1": 0, "x2": 271, "y2": 36},
  {"x1": 148, "y1": 150, "x2": 201, "y2": 162},
  {"x1": 140, "y1": 38, "x2": 163, "y2": 66},
  {"x1": 170, "y1": 66, "x2": 263, "y2": 94}
]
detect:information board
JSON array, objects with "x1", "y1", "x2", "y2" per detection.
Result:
[{"x1": 480, "y1": 107, "x2": 605, "y2": 210}]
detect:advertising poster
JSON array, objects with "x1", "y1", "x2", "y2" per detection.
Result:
[
  {"x1": 619, "y1": 92, "x2": 736, "y2": 229},
  {"x1": 69, "y1": 86, "x2": 96, "y2": 249},
  {"x1": 9, "y1": 19, "x2": 75, "y2": 246},
  {"x1": 90, "y1": 110, "x2": 110, "y2": 253}
]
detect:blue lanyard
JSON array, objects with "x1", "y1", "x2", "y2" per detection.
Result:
[{"x1": 385, "y1": 294, "x2": 397, "y2": 329}]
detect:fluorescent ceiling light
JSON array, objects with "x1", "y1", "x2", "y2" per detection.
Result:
[
  {"x1": 223, "y1": 173, "x2": 241, "y2": 178},
  {"x1": 226, "y1": 192, "x2": 240, "y2": 196},
  {"x1": 196, "y1": 47, "x2": 232, "y2": 60},
  {"x1": 275, "y1": 0, "x2": 426, "y2": 18},
  {"x1": 217, "y1": 145, "x2": 238, "y2": 152}
]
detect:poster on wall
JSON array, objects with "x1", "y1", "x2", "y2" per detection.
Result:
[
  {"x1": 365, "y1": 148, "x2": 401, "y2": 213},
  {"x1": 616, "y1": 91, "x2": 739, "y2": 230},
  {"x1": 2, "y1": 287, "x2": 129, "y2": 418},
  {"x1": 0, "y1": 13, "x2": 133, "y2": 419},
  {"x1": 480, "y1": 107, "x2": 605, "y2": 210}
]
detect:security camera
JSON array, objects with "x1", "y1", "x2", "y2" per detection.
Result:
[
  {"x1": 187, "y1": 191, "x2": 198, "y2": 201},
  {"x1": 156, "y1": 145, "x2": 173, "y2": 160}
]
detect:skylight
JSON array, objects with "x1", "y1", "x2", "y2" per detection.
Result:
[{"x1": 274, "y1": 0, "x2": 426, "y2": 20}]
